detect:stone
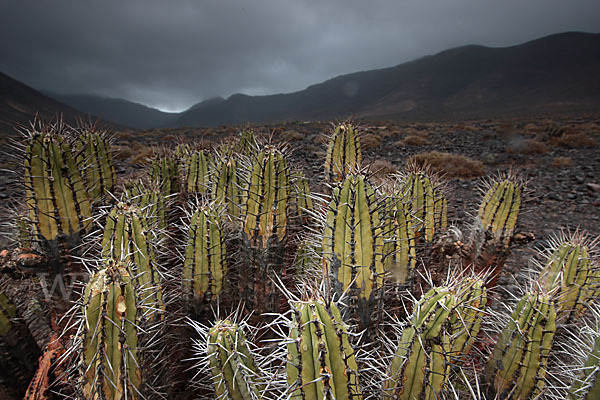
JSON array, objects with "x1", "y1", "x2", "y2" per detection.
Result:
[{"x1": 586, "y1": 183, "x2": 600, "y2": 192}]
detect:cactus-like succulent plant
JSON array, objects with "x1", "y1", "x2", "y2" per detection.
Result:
[
  {"x1": 79, "y1": 263, "x2": 142, "y2": 399},
  {"x1": 183, "y1": 149, "x2": 212, "y2": 194},
  {"x1": 476, "y1": 176, "x2": 523, "y2": 250},
  {"x1": 23, "y1": 126, "x2": 93, "y2": 255},
  {"x1": 484, "y1": 291, "x2": 556, "y2": 399},
  {"x1": 242, "y1": 145, "x2": 290, "y2": 248},
  {"x1": 236, "y1": 130, "x2": 260, "y2": 157},
  {"x1": 74, "y1": 128, "x2": 116, "y2": 203},
  {"x1": 287, "y1": 299, "x2": 362, "y2": 399},
  {"x1": 206, "y1": 319, "x2": 264, "y2": 400},
  {"x1": 385, "y1": 286, "x2": 456, "y2": 400},
  {"x1": 101, "y1": 202, "x2": 163, "y2": 320},
  {"x1": 322, "y1": 174, "x2": 385, "y2": 331},
  {"x1": 381, "y1": 195, "x2": 416, "y2": 287},
  {"x1": 15, "y1": 212, "x2": 33, "y2": 249},
  {"x1": 150, "y1": 155, "x2": 180, "y2": 197},
  {"x1": 324, "y1": 123, "x2": 362, "y2": 182},
  {"x1": 539, "y1": 233, "x2": 600, "y2": 322},
  {"x1": 292, "y1": 170, "x2": 313, "y2": 222},
  {"x1": 175, "y1": 142, "x2": 192, "y2": 159},
  {"x1": 78, "y1": 264, "x2": 143, "y2": 399},
  {"x1": 396, "y1": 169, "x2": 447, "y2": 244},
  {"x1": 568, "y1": 308, "x2": 600, "y2": 399},
  {"x1": 211, "y1": 157, "x2": 242, "y2": 221},
  {"x1": 236, "y1": 145, "x2": 292, "y2": 318},
  {"x1": 124, "y1": 179, "x2": 170, "y2": 234},
  {"x1": 182, "y1": 205, "x2": 227, "y2": 304},
  {"x1": 448, "y1": 277, "x2": 487, "y2": 362}
]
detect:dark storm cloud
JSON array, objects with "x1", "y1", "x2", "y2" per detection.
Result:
[{"x1": 1, "y1": 0, "x2": 598, "y2": 111}]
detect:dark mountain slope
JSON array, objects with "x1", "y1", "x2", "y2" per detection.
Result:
[
  {"x1": 43, "y1": 93, "x2": 178, "y2": 130},
  {"x1": 174, "y1": 31, "x2": 600, "y2": 126},
  {"x1": 0, "y1": 72, "x2": 87, "y2": 134}
]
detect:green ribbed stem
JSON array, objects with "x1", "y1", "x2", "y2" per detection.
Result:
[
  {"x1": 399, "y1": 171, "x2": 447, "y2": 243},
  {"x1": 183, "y1": 206, "x2": 227, "y2": 302},
  {"x1": 287, "y1": 299, "x2": 362, "y2": 399},
  {"x1": 150, "y1": 156, "x2": 180, "y2": 196},
  {"x1": 242, "y1": 146, "x2": 289, "y2": 248},
  {"x1": 322, "y1": 174, "x2": 385, "y2": 331},
  {"x1": 570, "y1": 319, "x2": 600, "y2": 399},
  {"x1": 75, "y1": 130, "x2": 116, "y2": 202},
  {"x1": 324, "y1": 123, "x2": 362, "y2": 182},
  {"x1": 477, "y1": 178, "x2": 522, "y2": 249},
  {"x1": 24, "y1": 131, "x2": 92, "y2": 246},
  {"x1": 207, "y1": 320, "x2": 263, "y2": 400},
  {"x1": 484, "y1": 292, "x2": 556, "y2": 399},
  {"x1": 212, "y1": 158, "x2": 241, "y2": 220},
  {"x1": 540, "y1": 241, "x2": 600, "y2": 322},
  {"x1": 382, "y1": 196, "x2": 416, "y2": 286},
  {"x1": 449, "y1": 278, "x2": 487, "y2": 362},
  {"x1": 102, "y1": 202, "x2": 163, "y2": 320},
  {"x1": 386, "y1": 287, "x2": 456, "y2": 400},
  {"x1": 81, "y1": 263, "x2": 141, "y2": 399},
  {"x1": 184, "y1": 150, "x2": 212, "y2": 193}
]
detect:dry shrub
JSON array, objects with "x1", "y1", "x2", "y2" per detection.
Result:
[
  {"x1": 552, "y1": 156, "x2": 573, "y2": 167},
  {"x1": 279, "y1": 130, "x2": 304, "y2": 142},
  {"x1": 407, "y1": 151, "x2": 485, "y2": 179},
  {"x1": 115, "y1": 131, "x2": 134, "y2": 141},
  {"x1": 549, "y1": 132, "x2": 598, "y2": 148},
  {"x1": 130, "y1": 145, "x2": 155, "y2": 165},
  {"x1": 453, "y1": 123, "x2": 476, "y2": 132},
  {"x1": 112, "y1": 146, "x2": 134, "y2": 160},
  {"x1": 509, "y1": 139, "x2": 549, "y2": 155},
  {"x1": 377, "y1": 128, "x2": 394, "y2": 138},
  {"x1": 523, "y1": 123, "x2": 540, "y2": 134},
  {"x1": 369, "y1": 159, "x2": 397, "y2": 180},
  {"x1": 361, "y1": 134, "x2": 382, "y2": 150},
  {"x1": 397, "y1": 135, "x2": 430, "y2": 146},
  {"x1": 317, "y1": 135, "x2": 330, "y2": 145},
  {"x1": 161, "y1": 134, "x2": 177, "y2": 142}
]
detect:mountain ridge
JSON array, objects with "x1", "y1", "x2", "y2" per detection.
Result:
[
  {"x1": 0, "y1": 72, "x2": 95, "y2": 134},
  {"x1": 172, "y1": 31, "x2": 600, "y2": 127},
  {"x1": 4, "y1": 31, "x2": 599, "y2": 131}
]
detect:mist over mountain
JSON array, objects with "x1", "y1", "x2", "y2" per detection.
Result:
[{"x1": 42, "y1": 92, "x2": 179, "y2": 130}]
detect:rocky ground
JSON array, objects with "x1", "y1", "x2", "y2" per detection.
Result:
[{"x1": 1, "y1": 113, "x2": 599, "y2": 296}]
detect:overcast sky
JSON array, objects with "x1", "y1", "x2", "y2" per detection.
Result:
[{"x1": 1, "y1": 1, "x2": 598, "y2": 112}]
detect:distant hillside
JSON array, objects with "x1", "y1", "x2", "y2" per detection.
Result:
[
  {"x1": 173, "y1": 31, "x2": 600, "y2": 127},
  {"x1": 6, "y1": 31, "x2": 599, "y2": 132},
  {"x1": 44, "y1": 93, "x2": 178, "y2": 130},
  {"x1": 0, "y1": 72, "x2": 88, "y2": 135}
]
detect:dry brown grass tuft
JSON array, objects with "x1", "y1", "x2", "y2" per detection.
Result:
[
  {"x1": 361, "y1": 133, "x2": 382, "y2": 150},
  {"x1": 115, "y1": 131, "x2": 135, "y2": 141},
  {"x1": 112, "y1": 146, "x2": 134, "y2": 160},
  {"x1": 396, "y1": 135, "x2": 430, "y2": 147},
  {"x1": 279, "y1": 130, "x2": 304, "y2": 142},
  {"x1": 407, "y1": 151, "x2": 485, "y2": 179},
  {"x1": 552, "y1": 156, "x2": 573, "y2": 167},
  {"x1": 549, "y1": 132, "x2": 598, "y2": 148},
  {"x1": 508, "y1": 139, "x2": 549, "y2": 155},
  {"x1": 161, "y1": 134, "x2": 177, "y2": 142},
  {"x1": 369, "y1": 159, "x2": 397, "y2": 181},
  {"x1": 316, "y1": 134, "x2": 330, "y2": 145},
  {"x1": 129, "y1": 143, "x2": 155, "y2": 165}
]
